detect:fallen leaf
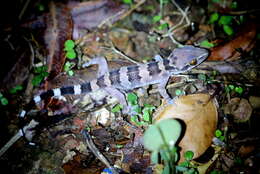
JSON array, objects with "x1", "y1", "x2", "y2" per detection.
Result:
[
  {"x1": 224, "y1": 98, "x2": 252, "y2": 123},
  {"x1": 238, "y1": 145, "x2": 255, "y2": 157},
  {"x1": 208, "y1": 22, "x2": 256, "y2": 61},
  {"x1": 154, "y1": 94, "x2": 218, "y2": 162},
  {"x1": 71, "y1": 0, "x2": 127, "y2": 39},
  {"x1": 44, "y1": 2, "x2": 73, "y2": 81}
]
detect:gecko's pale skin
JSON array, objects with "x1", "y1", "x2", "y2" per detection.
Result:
[{"x1": 31, "y1": 45, "x2": 208, "y2": 113}]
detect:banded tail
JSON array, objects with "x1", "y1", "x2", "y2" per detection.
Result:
[{"x1": 33, "y1": 82, "x2": 92, "y2": 104}]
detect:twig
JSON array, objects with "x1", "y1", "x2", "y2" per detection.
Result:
[
  {"x1": 162, "y1": 0, "x2": 191, "y2": 45},
  {"x1": 0, "y1": 120, "x2": 39, "y2": 157},
  {"x1": 81, "y1": 130, "x2": 119, "y2": 174},
  {"x1": 19, "y1": 0, "x2": 31, "y2": 20},
  {"x1": 119, "y1": 0, "x2": 147, "y2": 20},
  {"x1": 105, "y1": 42, "x2": 140, "y2": 65}
]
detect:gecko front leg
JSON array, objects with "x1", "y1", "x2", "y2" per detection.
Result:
[
  {"x1": 83, "y1": 57, "x2": 109, "y2": 77},
  {"x1": 157, "y1": 77, "x2": 175, "y2": 104},
  {"x1": 104, "y1": 87, "x2": 130, "y2": 114}
]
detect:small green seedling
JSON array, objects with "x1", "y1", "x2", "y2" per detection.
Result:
[
  {"x1": 209, "y1": 12, "x2": 219, "y2": 24},
  {"x1": 225, "y1": 84, "x2": 244, "y2": 95},
  {"x1": 64, "y1": 62, "x2": 75, "y2": 76},
  {"x1": 122, "y1": 0, "x2": 132, "y2": 5},
  {"x1": 209, "y1": 12, "x2": 234, "y2": 35},
  {"x1": 64, "y1": 40, "x2": 76, "y2": 60},
  {"x1": 175, "y1": 89, "x2": 185, "y2": 96},
  {"x1": 9, "y1": 85, "x2": 23, "y2": 94},
  {"x1": 0, "y1": 92, "x2": 8, "y2": 106},
  {"x1": 198, "y1": 73, "x2": 218, "y2": 84},
  {"x1": 111, "y1": 104, "x2": 123, "y2": 113},
  {"x1": 143, "y1": 119, "x2": 182, "y2": 174},
  {"x1": 126, "y1": 92, "x2": 155, "y2": 125},
  {"x1": 152, "y1": 15, "x2": 162, "y2": 23},
  {"x1": 215, "y1": 129, "x2": 225, "y2": 141},
  {"x1": 200, "y1": 40, "x2": 215, "y2": 48},
  {"x1": 235, "y1": 86, "x2": 243, "y2": 94},
  {"x1": 177, "y1": 151, "x2": 198, "y2": 174},
  {"x1": 32, "y1": 65, "x2": 49, "y2": 86}
]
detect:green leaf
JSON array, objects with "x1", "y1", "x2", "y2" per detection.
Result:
[
  {"x1": 151, "y1": 150, "x2": 159, "y2": 164},
  {"x1": 179, "y1": 160, "x2": 189, "y2": 167},
  {"x1": 131, "y1": 115, "x2": 143, "y2": 126},
  {"x1": 37, "y1": 4, "x2": 45, "y2": 12},
  {"x1": 158, "y1": 23, "x2": 168, "y2": 30},
  {"x1": 160, "y1": 149, "x2": 170, "y2": 162},
  {"x1": 64, "y1": 40, "x2": 75, "y2": 50},
  {"x1": 228, "y1": 84, "x2": 235, "y2": 90},
  {"x1": 162, "y1": 163, "x2": 170, "y2": 174},
  {"x1": 184, "y1": 151, "x2": 194, "y2": 161},
  {"x1": 152, "y1": 15, "x2": 162, "y2": 23},
  {"x1": 198, "y1": 74, "x2": 207, "y2": 81},
  {"x1": 64, "y1": 62, "x2": 71, "y2": 71},
  {"x1": 212, "y1": 0, "x2": 221, "y2": 3},
  {"x1": 143, "y1": 119, "x2": 182, "y2": 151},
  {"x1": 215, "y1": 129, "x2": 222, "y2": 138},
  {"x1": 209, "y1": 13, "x2": 219, "y2": 24},
  {"x1": 235, "y1": 86, "x2": 243, "y2": 94},
  {"x1": 219, "y1": 135, "x2": 225, "y2": 141},
  {"x1": 130, "y1": 104, "x2": 141, "y2": 114},
  {"x1": 176, "y1": 166, "x2": 189, "y2": 172},
  {"x1": 142, "y1": 110, "x2": 151, "y2": 122},
  {"x1": 175, "y1": 89, "x2": 184, "y2": 96},
  {"x1": 0, "y1": 93, "x2": 3, "y2": 98},
  {"x1": 200, "y1": 40, "x2": 214, "y2": 48},
  {"x1": 111, "y1": 104, "x2": 122, "y2": 113},
  {"x1": 231, "y1": 1, "x2": 238, "y2": 9},
  {"x1": 218, "y1": 16, "x2": 233, "y2": 25},
  {"x1": 225, "y1": 86, "x2": 230, "y2": 93},
  {"x1": 34, "y1": 66, "x2": 47, "y2": 74},
  {"x1": 9, "y1": 85, "x2": 23, "y2": 94},
  {"x1": 66, "y1": 50, "x2": 76, "y2": 59},
  {"x1": 127, "y1": 93, "x2": 138, "y2": 105},
  {"x1": 116, "y1": 144, "x2": 123, "y2": 148},
  {"x1": 68, "y1": 70, "x2": 74, "y2": 76},
  {"x1": 186, "y1": 168, "x2": 197, "y2": 174},
  {"x1": 143, "y1": 104, "x2": 155, "y2": 114},
  {"x1": 1, "y1": 97, "x2": 8, "y2": 105},
  {"x1": 122, "y1": 0, "x2": 132, "y2": 4},
  {"x1": 170, "y1": 146, "x2": 179, "y2": 162},
  {"x1": 32, "y1": 75, "x2": 43, "y2": 86},
  {"x1": 223, "y1": 25, "x2": 234, "y2": 35}
]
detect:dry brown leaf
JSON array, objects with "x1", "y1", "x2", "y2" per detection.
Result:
[
  {"x1": 208, "y1": 22, "x2": 256, "y2": 61},
  {"x1": 224, "y1": 98, "x2": 252, "y2": 123},
  {"x1": 71, "y1": 0, "x2": 127, "y2": 39},
  {"x1": 44, "y1": 2, "x2": 72, "y2": 81},
  {"x1": 154, "y1": 94, "x2": 218, "y2": 162}
]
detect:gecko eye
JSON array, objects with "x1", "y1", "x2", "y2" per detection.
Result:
[{"x1": 189, "y1": 59, "x2": 197, "y2": 65}]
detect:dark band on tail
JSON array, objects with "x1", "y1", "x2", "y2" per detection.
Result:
[{"x1": 34, "y1": 82, "x2": 92, "y2": 104}]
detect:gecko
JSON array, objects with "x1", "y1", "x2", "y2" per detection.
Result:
[
  {"x1": 20, "y1": 45, "x2": 208, "y2": 116},
  {"x1": 0, "y1": 45, "x2": 208, "y2": 157}
]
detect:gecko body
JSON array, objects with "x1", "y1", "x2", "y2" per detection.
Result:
[{"x1": 31, "y1": 45, "x2": 208, "y2": 113}]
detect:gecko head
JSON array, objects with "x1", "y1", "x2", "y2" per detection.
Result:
[{"x1": 168, "y1": 46, "x2": 208, "y2": 73}]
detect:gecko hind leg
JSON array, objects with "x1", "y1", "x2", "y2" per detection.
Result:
[{"x1": 83, "y1": 57, "x2": 109, "y2": 77}]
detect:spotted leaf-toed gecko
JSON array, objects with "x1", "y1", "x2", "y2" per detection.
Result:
[
  {"x1": 0, "y1": 45, "x2": 208, "y2": 157},
  {"x1": 22, "y1": 45, "x2": 208, "y2": 116}
]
